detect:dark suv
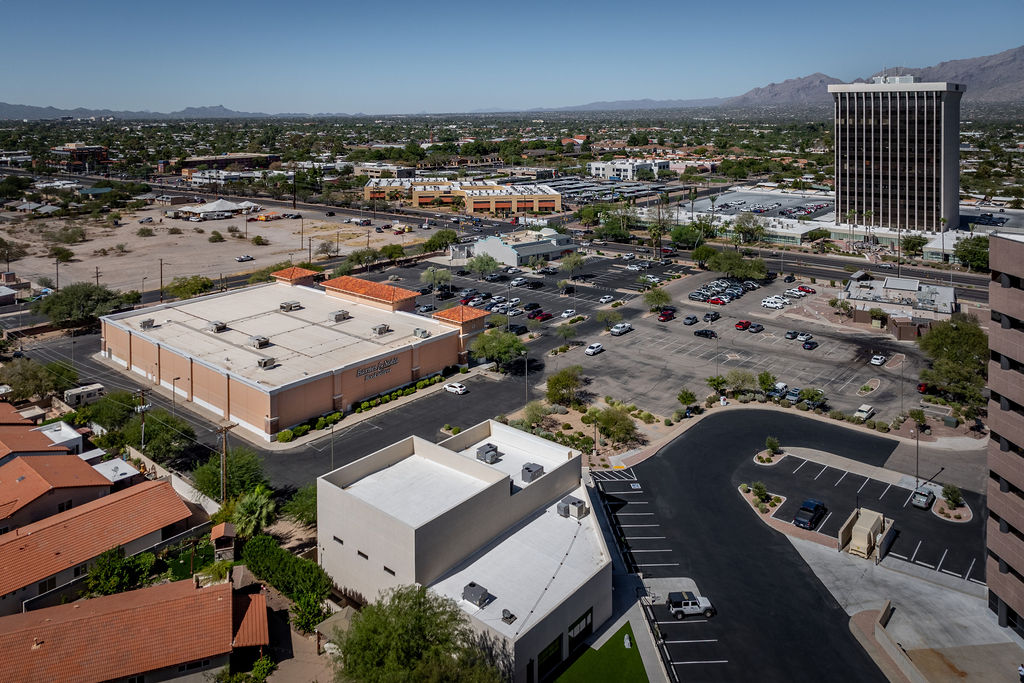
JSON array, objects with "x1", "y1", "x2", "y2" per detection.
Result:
[
  {"x1": 694, "y1": 329, "x2": 718, "y2": 339},
  {"x1": 703, "y1": 311, "x2": 721, "y2": 323},
  {"x1": 793, "y1": 499, "x2": 827, "y2": 530}
]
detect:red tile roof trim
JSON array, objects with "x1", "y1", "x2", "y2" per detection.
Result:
[
  {"x1": 321, "y1": 275, "x2": 419, "y2": 303},
  {"x1": 432, "y1": 305, "x2": 490, "y2": 324}
]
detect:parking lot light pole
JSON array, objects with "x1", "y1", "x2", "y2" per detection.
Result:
[
  {"x1": 171, "y1": 376, "x2": 181, "y2": 418},
  {"x1": 911, "y1": 427, "x2": 920, "y2": 489},
  {"x1": 522, "y1": 350, "x2": 528, "y2": 405}
]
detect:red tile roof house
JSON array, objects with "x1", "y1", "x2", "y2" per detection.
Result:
[
  {"x1": 0, "y1": 455, "x2": 111, "y2": 534},
  {"x1": 0, "y1": 424, "x2": 71, "y2": 468},
  {"x1": 0, "y1": 577, "x2": 268, "y2": 682},
  {"x1": 0, "y1": 480, "x2": 190, "y2": 616}
]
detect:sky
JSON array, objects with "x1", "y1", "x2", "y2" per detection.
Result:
[{"x1": 2, "y1": 0, "x2": 1023, "y2": 114}]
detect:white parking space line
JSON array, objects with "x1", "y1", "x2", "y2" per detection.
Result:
[
  {"x1": 857, "y1": 477, "x2": 870, "y2": 493},
  {"x1": 879, "y1": 483, "x2": 892, "y2": 499},
  {"x1": 942, "y1": 569, "x2": 962, "y2": 577},
  {"x1": 793, "y1": 460, "x2": 808, "y2": 474},
  {"x1": 902, "y1": 491, "x2": 916, "y2": 508},
  {"x1": 964, "y1": 558, "x2": 977, "y2": 581},
  {"x1": 817, "y1": 512, "x2": 833, "y2": 532},
  {"x1": 623, "y1": 501, "x2": 650, "y2": 505},
  {"x1": 834, "y1": 471, "x2": 848, "y2": 486},
  {"x1": 936, "y1": 549, "x2": 949, "y2": 573},
  {"x1": 814, "y1": 465, "x2": 829, "y2": 480},
  {"x1": 916, "y1": 561, "x2": 935, "y2": 569},
  {"x1": 839, "y1": 373, "x2": 862, "y2": 392},
  {"x1": 889, "y1": 552, "x2": 908, "y2": 560},
  {"x1": 910, "y1": 540, "x2": 923, "y2": 563}
]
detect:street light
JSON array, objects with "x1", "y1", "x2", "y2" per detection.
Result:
[
  {"x1": 141, "y1": 276, "x2": 148, "y2": 304},
  {"x1": 171, "y1": 376, "x2": 181, "y2": 418},
  {"x1": 910, "y1": 426, "x2": 920, "y2": 489},
  {"x1": 522, "y1": 350, "x2": 529, "y2": 404},
  {"x1": 330, "y1": 422, "x2": 336, "y2": 471}
]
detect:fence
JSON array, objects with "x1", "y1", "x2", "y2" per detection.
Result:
[{"x1": 129, "y1": 447, "x2": 221, "y2": 515}]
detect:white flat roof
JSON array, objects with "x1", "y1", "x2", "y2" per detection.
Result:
[
  {"x1": 430, "y1": 485, "x2": 608, "y2": 641},
  {"x1": 451, "y1": 428, "x2": 571, "y2": 490},
  {"x1": 992, "y1": 231, "x2": 1024, "y2": 245},
  {"x1": 344, "y1": 453, "x2": 491, "y2": 528},
  {"x1": 104, "y1": 283, "x2": 456, "y2": 392}
]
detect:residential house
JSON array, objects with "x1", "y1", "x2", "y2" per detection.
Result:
[{"x1": 0, "y1": 455, "x2": 111, "y2": 533}]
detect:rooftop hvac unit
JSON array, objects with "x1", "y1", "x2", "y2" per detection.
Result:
[
  {"x1": 413, "y1": 328, "x2": 431, "y2": 339},
  {"x1": 501, "y1": 609, "x2": 517, "y2": 624},
  {"x1": 557, "y1": 496, "x2": 589, "y2": 519},
  {"x1": 476, "y1": 443, "x2": 500, "y2": 464},
  {"x1": 522, "y1": 462, "x2": 544, "y2": 483},
  {"x1": 329, "y1": 310, "x2": 351, "y2": 323},
  {"x1": 249, "y1": 335, "x2": 270, "y2": 349},
  {"x1": 207, "y1": 321, "x2": 227, "y2": 333},
  {"x1": 139, "y1": 318, "x2": 155, "y2": 330},
  {"x1": 371, "y1": 323, "x2": 391, "y2": 336},
  {"x1": 462, "y1": 582, "x2": 489, "y2": 608},
  {"x1": 256, "y1": 356, "x2": 275, "y2": 369},
  {"x1": 279, "y1": 301, "x2": 301, "y2": 312}
]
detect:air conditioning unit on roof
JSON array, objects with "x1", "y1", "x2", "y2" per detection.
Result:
[
  {"x1": 207, "y1": 321, "x2": 227, "y2": 333},
  {"x1": 413, "y1": 328, "x2": 431, "y2": 338},
  {"x1": 371, "y1": 323, "x2": 391, "y2": 336},
  {"x1": 139, "y1": 318, "x2": 155, "y2": 330},
  {"x1": 279, "y1": 301, "x2": 301, "y2": 312},
  {"x1": 329, "y1": 310, "x2": 351, "y2": 323},
  {"x1": 249, "y1": 335, "x2": 269, "y2": 349},
  {"x1": 256, "y1": 356, "x2": 275, "y2": 369},
  {"x1": 557, "y1": 496, "x2": 589, "y2": 519}
]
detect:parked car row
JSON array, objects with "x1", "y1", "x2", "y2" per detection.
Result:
[{"x1": 689, "y1": 278, "x2": 761, "y2": 304}]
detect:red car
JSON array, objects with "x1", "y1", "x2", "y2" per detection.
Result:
[
  {"x1": 735, "y1": 320, "x2": 751, "y2": 330},
  {"x1": 798, "y1": 285, "x2": 816, "y2": 294},
  {"x1": 658, "y1": 310, "x2": 675, "y2": 322},
  {"x1": 460, "y1": 296, "x2": 474, "y2": 305},
  {"x1": 527, "y1": 309, "x2": 545, "y2": 319},
  {"x1": 917, "y1": 382, "x2": 929, "y2": 394},
  {"x1": 708, "y1": 297, "x2": 726, "y2": 305},
  {"x1": 535, "y1": 312, "x2": 554, "y2": 322}
]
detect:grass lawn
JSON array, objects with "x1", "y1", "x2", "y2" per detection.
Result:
[
  {"x1": 555, "y1": 622, "x2": 649, "y2": 683},
  {"x1": 166, "y1": 541, "x2": 215, "y2": 580}
]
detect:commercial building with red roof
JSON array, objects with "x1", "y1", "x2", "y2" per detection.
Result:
[
  {"x1": 0, "y1": 480, "x2": 190, "y2": 616},
  {"x1": 0, "y1": 455, "x2": 111, "y2": 533},
  {"x1": 0, "y1": 577, "x2": 268, "y2": 682},
  {"x1": 101, "y1": 275, "x2": 486, "y2": 441}
]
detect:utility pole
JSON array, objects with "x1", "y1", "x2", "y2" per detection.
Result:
[
  {"x1": 308, "y1": 237, "x2": 313, "y2": 264},
  {"x1": 94, "y1": 266, "x2": 100, "y2": 286},
  {"x1": 159, "y1": 259, "x2": 164, "y2": 303},
  {"x1": 55, "y1": 258, "x2": 60, "y2": 291},
  {"x1": 215, "y1": 423, "x2": 237, "y2": 503},
  {"x1": 135, "y1": 389, "x2": 151, "y2": 450}
]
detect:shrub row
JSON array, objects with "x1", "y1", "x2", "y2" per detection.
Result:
[
  {"x1": 242, "y1": 534, "x2": 331, "y2": 601},
  {"x1": 355, "y1": 374, "x2": 445, "y2": 414},
  {"x1": 276, "y1": 411, "x2": 343, "y2": 442}
]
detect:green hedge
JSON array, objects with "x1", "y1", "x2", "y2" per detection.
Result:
[{"x1": 242, "y1": 534, "x2": 331, "y2": 601}]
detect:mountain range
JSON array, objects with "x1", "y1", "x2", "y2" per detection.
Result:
[{"x1": 1, "y1": 45, "x2": 1022, "y2": 120}]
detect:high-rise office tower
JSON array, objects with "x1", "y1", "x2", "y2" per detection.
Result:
[
  {"x1": 987, "y1": 232, "x2": 1024, "y2": 634},
  {"x1": 829, "y1": 76, "x2": 964, "y2": 233}
]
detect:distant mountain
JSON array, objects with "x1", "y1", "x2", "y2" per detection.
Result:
[{"x1": 1, "y1": 44, "x2": 1022, "y2": 119}]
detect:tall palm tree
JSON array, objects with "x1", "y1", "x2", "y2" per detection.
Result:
[
  {"x1": 690, "y1": 188, "x2": 697, "y2": 221},
  {"x1": 232, "y1": 484, "x2": 277, "y2": 538}
]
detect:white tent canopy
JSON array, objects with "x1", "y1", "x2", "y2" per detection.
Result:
[{"x1": 179, "y1": 198, "x2": 260, "y2": 215}]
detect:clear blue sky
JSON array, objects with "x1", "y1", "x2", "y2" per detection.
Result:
[{"x1": 2, "y1": 0, "x2": 1022, "y2": 114}]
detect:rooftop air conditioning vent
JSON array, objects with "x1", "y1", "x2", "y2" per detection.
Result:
[
  {"x1": 413, "y1": 328, "x2": 431, "y2": 339},
  {"x1": 522, "y1": 462, "x2": 544, "y2": 483},
  {"x1": 256, "y1": 356, "x2": 275, "y2": 369},
  {"x1": 279, "y1": 301, "x2": 301, "y2": 312},
  {"x1": 557, "y1": 496, "x2": 589, "y2": 519},
  {"x1": 371, "y1": 323, "x2": 391, "y2": 336},
  {"x1": 501, "y1": 609, "x2": 517, "y2": 624},
  {"x1": 249, "y1": 335, "x2": 270, "y2": 349},
  {"x1": 462, "y1": 582, "x2": 489, "y2": 608},
  {"x1": 329, "y1": 310, "x2": 351, "y2": 323},
  {"x1": 476, "y1": 443, "x2": 500, "y2": 464},
  {"x1": 139, "y1": 318, "x2": 155, "y2": 330},
  {"x1": 207, "y1": 321, "x2": 227, "y2": 333}
]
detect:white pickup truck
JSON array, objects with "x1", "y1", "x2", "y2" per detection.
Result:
[{"x1": 853, "y1": 404, "x2": 875, "y2": 421}]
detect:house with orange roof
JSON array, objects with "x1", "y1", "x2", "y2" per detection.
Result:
[
  {"x1": 0, "y1": 425, "x2": 71, "y2": 468},
  {"x1": 0, "y1": 480, "x2": 190, "y2": 616},
  {"x1": 0, "y1": 455, "x2": 111, "y2": 533},
  {"x1": 0, "y1": 575, "x2": 268, "y2": 682}
]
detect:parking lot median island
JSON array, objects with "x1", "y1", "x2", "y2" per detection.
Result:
[{"x1": 738, "y1": 484, "x2": 838, "y2": 549}]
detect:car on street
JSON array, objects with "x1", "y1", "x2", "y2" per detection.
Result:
[
  {"x1": 870, "y1": 355, "x2": 887, "y2": 366},
  {"x1": 626, "y1": 264, "x2": 642, "y2": 272},
  {"x1": 622, "y1": 253, "x2": 635, "y2": 260},
  {"x1": 694, "y1": 329, "x2": 718, "y2": 339},
  {"x1": 443, "y1": 382, "x2": 467, "y2": 395},
  {"x1": 491, "y1": 295, "x2": 506, "y2": 304},
  {"x1": 658, "y1": 310, "x2": 675, "y2": 322},
  {"x1": 235, "y1": 255, "x2": 254, "y2": 262},
  {"x1": 510, "y1": 277, "x2": 527, "y2": 287},
  {"x1": 506, "y1": 267, "x2": 521, "y2": 274},
  {"x1": 609, "y1": 322, "x2": 632, "y2": 336},
  {"x1": 585, "y1": 343, "x2": 604, "y2": 356},
  {"x1": 748, "y1": 323, "x2": 765, "y2": 333},
  {"x1": 802, "y1": 340, "x2": 819, "y2": 350},
  {"x1": 796, "y1": 332, "x2": 813, "y2": 342},
  {"x1": 798, "y1": 285, "x2": 816, "y2": 294},
  {"x1": 917, "y1": 382, "x2": 929, "y2": 394},
  {"x1": 683, "y1": 315, "x2": 698, "y2": 325},
  {"x1": 911, "y1": 489, "x2": 936, "y2": 510},
  {"x1": 508, "y1": 324, "x2": 528, "y2": 335},
  {"x1": 561, "y1": 309, "x2": 576, "y2": 318},
  {"x1": 598, "y1": 295, "x2": 615, "y2": 304},
  {"x1": 535, "y1": 312, "x2": 554, "y2": 322},
  {"x1": 703, "y1": 311, "x2": 721, "y2": 322},
  {"x1": 735, "y1": 320, "x2": 751, "y2": 330},
  {"x1": 793, "y1": 499, "x2": 827, "y2": 530},
  {"x1": 785, "y1": 330, "x2": 799, "y2": 339}
]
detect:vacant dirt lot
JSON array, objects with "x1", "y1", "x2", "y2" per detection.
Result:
[{"x1": 2, "y1": 204, "x2": 426, "y2": 293}]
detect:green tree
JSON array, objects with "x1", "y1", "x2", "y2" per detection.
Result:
[
  {"x1": 423, "y1": 229, "x2": 459, "y2": 252},
  {"x1": 334, "y1": 585, "x2": 503, "y2": 683},
  {"x1": 546, "y1": 365, "x2": 583, "y2": 406},
  {"x1": 732, "y1": 212, "x2": 766, "y2": 245},
  {"x1": 523, "y1": 400, "x2": 549, "y2": 427},
  {"x1": 953, "y1": 235, "x2": 989, "y2": 271},
  {"x1": 0, "y1": 358, "x2": 58, "y2": 401},
  {"x1": 466, "y1": 253, "x2": 500, "y2": 279},
  {"x1": 676, "y1": 389, "x2": 697, "y2": 408},
  {"x1": 81, "y1": 390, "x2": 137, "y2": 431},
  {"x1": 85, "y1": 546, "x2": 156, "y2": 596},
  {"x1": 670, "y1": 224, "x2": 704, "y2": 249},
  {"x1": 942, "y1": 484, "x2": 964, "y2": 508},
  {"x1": 691, "y1": 244, "x2": 716, "y2": 268},
  {"x1": 555, "y1": 323, "x2": 577, "y2": 345},
  {"x1": 798, "y1": 388, "x2": 825, "y2": 405},
  {"x1": 46, "y1": 361, "x2": 78, "y2": 393},
  {"x1": 595, "y1": 309, "x2": 622, "y2": 329},
  {"x1": 706, "y1": 375, "x2": 727, "y2": 394},
  {"x1": 706, "y1": 250, "x2": 765, "y2": 279},
  {"x1": 48, "y1": 245, "x2": 74, "y2": 263},
  {"x1": 232, "y1": 483, "x2": 277, "y2": 538},
  {"x1": 379, "y1": 244, "x2": 405, "y2": 265},
  {"x1": 596, "y1": 406, "x2": 638, "y2": 445},
  {"x1": 559, "y1": 252, "x2": 585, "y2": 279},
  {"x1": 917, "y1": 313, "x2": 988, "y2": 407},
  {"x1": 725, "y1": 369, "x2": 756, "y2": 393},
  {"x1": 292, "y1": 591, "x2": 330, "y2": 635},
  {"x1": 757, "y1": 371, "x2": 777, "y2": 393},
  {"x1": 765, "y1": 436, "x2": 781, "y2": 454},
  {"x1": 901, "y1": 235, "x2": 928, "y2": 258},
  {"x1": 348, "y1": 248, "x2": 380, "y2": 268},
  {"x1": 642, "y1": 287, "x2": 671, "y2": 311},
  {"x1": 908, "y1": 408, "x2": 927, "y2": 427},
  {"x1": 282, "y1": 484, "x2": 317, "y2": 526},
  {"x1": 420, "y1": 266, "x2": 452, "y2": 291},
  {"x1": 165, "y1": 275, "x2": 215, "y2": 300},
  {"x1": 31, "y1": 282, "x2": 135, "y2": 325},
  {"x1": 469, "y1": 329, "x2": 527, "y2": 367},
  {"x1": 193, "y1": 446, "x2": 269, "y2": 501},
  {"x1": 121, "y1": 408, "x2": 195, "y2": 464}
]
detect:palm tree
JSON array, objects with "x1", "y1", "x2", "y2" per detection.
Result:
[
  {"x1": 689, "y1": 188, "x2": 697, "y2": 221},
  {"x1": 232, "y1": 484, "x2": 277, "y2": 538}
]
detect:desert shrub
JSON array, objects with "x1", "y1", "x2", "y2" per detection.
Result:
[
  {"x1": 451, "y1": 426, "x2": 461, "y2": 435},
  {"x1": 829, "y1": 410, "x2": 845, "y2": 420},
  {"x1": 751, "y1": 481, "x2": 769, "y2": 502},
  {"x1": 876, "y1": 422, "x2": 889, "y2": 433},
  {"x1": 865, "y1": 420, "x2": 876, "y2": 430},
  {"x1": 459, "y1": 366, "x2": 468, "y2": 374},
  {"x1": 208, "y1": 231, "x2": 225, "y2": 243},
  {"x1": 664, "y1": 418, "x2": 673, "y2": 426},
  {"x1": 942, "y1": 484, "x2": 964, "y2": 508},
  {"x1": 765, "y1": 436, "x2": 780, "y2": 454},
  {"x1": 136, "y1": 227, "x2": 154, "y2": 237},
  {"x1": 293, "y1": 425, "x2": 310, "y2": 438},
  {"x1": 276, "y1": 429, "x2": 294, "y2": 443},
  {"x1": 779, "y1": 399, "x2": 791, "y2": 408},
  {"x1": 740, "y1": 483, "x2": 750, "y2": 493},
  {"x1": 562, "y1": 422, "x2": 572, "y2": 430},
  {"x1": 796, "y1": 402, "x2": 808, "y2": 411},
  {"x1": 226, "y1": 225, "x2": 240, "y2": 233},
  {"x1": 252, "y1": 235, "x2": 268, "y2": 245},
  {"x1": 168, "y1": 226, "x2": 182, "y2": 234}
]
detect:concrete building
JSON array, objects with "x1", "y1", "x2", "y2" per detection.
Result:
[
  {"x1": 986, "y1": 232, "x2": 1024, "y2": 636},
  {"x1": 353, "y1": 162, "x2": 416, "y2": 178},
  {"x1": 317, "y1": 420, "x2": 612, "y2": 683},
  {"x1": 50, "y1": 143, "x2": 109, "y2": 173},
  {"x1": 100, "y1": 271, "x2": 487, "y2": 441},
  {"x1": 587, "y1": 159, "x2": 669, "y2": 181},
  {"x1": 829, "y1": 76, "x2": 964, "y2": 233},
  {"x1": 453, "y1": 228, "x2": 576, "y2": 266},
  {"x1": 840, "y1": 276, "x2": 957, "y2": 322},
  {"x1": 364, "y1": 178, "x2": 562, "y2": 215},
  {"x1": 178, "y1": 152, "x2": 280, "y2": 171}
]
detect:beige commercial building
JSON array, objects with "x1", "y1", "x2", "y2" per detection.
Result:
[
  {"x1": 364, "y1": 178, "x2": 561, "y2": 215},
  {"x1": 317, "y1": 420, "x2": 612, "y2": 682},
  {"x1": 100, "y1": 270, "x2": 489, "y2": 441}
]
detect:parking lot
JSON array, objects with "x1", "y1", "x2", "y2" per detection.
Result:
[
  {"x1": 735, "y1": 454, "x2": 986, "y2": 584},
  {"x1": 688, "y1": 190, "x2": 835, "y2": 222}
]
